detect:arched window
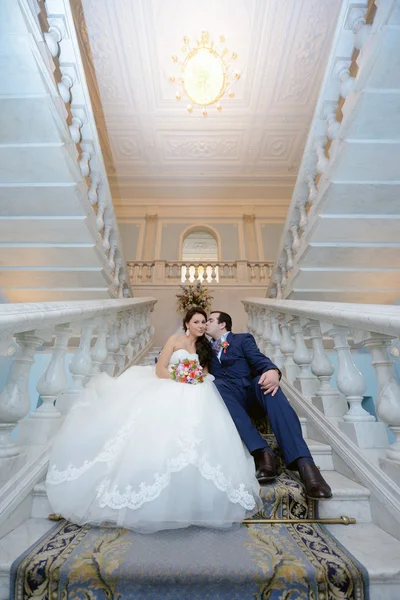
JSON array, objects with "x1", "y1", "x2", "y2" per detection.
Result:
[{"x1": 181, "y1": 229, "x2": 219, "y2": 283}]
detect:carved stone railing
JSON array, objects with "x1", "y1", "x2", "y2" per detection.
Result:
[
  {"x1": 17, "y1": 0, "x2": 131, "y2": 297},
  {"x1": 0, "y1": 297, "x2": 156, "y2": 490},
  {"x1": 267, "y1": 0, "x2": 381, "y2": 298},
  {"x1": 127, "y1": 261, "x2": 274, "y2": 287},
  {"x1": 243, "y1": 298, "x2": 400, "y2": 494}
]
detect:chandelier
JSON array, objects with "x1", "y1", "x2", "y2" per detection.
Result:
[{"x1": 169, "y1": 31, "x2": 240, "y2": 116}]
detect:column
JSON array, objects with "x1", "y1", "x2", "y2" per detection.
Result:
[
  {"x1": 242, "y1": 214, "x2": 257, "y2": 261},
  {"x1": 143, "y1": 213, "x2": 158, "y2": 261}
]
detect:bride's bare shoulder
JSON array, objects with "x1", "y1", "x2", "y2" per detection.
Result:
[{"x1": 164, "y1": 333, "x2": 184, "y2": 350}]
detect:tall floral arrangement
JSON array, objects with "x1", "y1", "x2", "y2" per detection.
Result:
[{"x1": 176, "y1": 282, "x2": 213, "y2": 312}]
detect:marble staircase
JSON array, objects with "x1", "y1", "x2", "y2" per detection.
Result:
[
  {"x1": 269, "y1": 0, "x2": 400, "y2": 304},
  {"x1": 0, "y1": 0, "x2": 129, "y2": 302},
  {"x1": 0, "y1": 422, "x2": 400, "y2": 599}
]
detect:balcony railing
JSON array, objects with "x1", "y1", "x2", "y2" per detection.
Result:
[{"x1": 127, "y1": 261, "x2": 274, "y2": 287}]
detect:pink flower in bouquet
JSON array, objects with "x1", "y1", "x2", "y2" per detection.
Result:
[{"x1": 169, "y1": 358, "x2": 204, "y2": 384}]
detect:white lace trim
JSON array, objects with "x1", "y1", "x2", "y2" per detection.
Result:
[
  {"x1": 95, "y1": 452, "x2": 256, "y2": 511},
  {"x1": 46, "y1": 409, "x2": 141, "y2": 485},
  {"x1": 95, "y1": 419, "x2": 256, "y2": 511}
]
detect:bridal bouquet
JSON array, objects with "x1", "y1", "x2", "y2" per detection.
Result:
[{"x1": 169, "y1": 358, "x2": 204, "y2": 385}]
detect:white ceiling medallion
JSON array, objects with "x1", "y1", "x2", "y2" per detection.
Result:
[{"x1": 169, "y1": 30, "x2": 240, "y2": 117}]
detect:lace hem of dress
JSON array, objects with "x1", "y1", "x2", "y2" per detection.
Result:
[
  {"x1": 94, "y1": 450, "x2": 256, "y2": 512},
  {"x1": 47, "y1": 411, "x2": 257, "y2": 511},
  {"x1": 46, "y1": 409, "x2": 142, "y2": 485}
]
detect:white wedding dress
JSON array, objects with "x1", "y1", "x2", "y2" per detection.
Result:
[{"x1": 46, "y1": 350, "x2": 261, "y2": 533}]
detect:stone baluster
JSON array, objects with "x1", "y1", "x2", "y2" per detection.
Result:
[
  {"x1": 115, "y1": 313, "x2": 130, "y2": 375},
  {"x1": 58, "y1": 73, "x2": 73, "y2": 104},
  {"x1": 62, "y1": 319, "x2": 95, "y2": 411},
  {"x1": 316, "y1": 138, "x2": 329, "y2": 174},
  {"x1": 193, "y1": 264, "x2": 200, "y2": 281},
  {"x1": 279, "y1": 315, "x2": 299, "y2": 383},
  {"x1": 306, "y1": 320, "x2": 347, "y2": 420},
  {"x1": 307, "y1": 174, "x2": 318, "y2": 210},
  {"x1": 102, "y1": 319, "x2": 120, "y2": 377},
  {"x1": 335, "y1": 61, "x2": 355, "y2": 99},
  {"x1": 326, "y1": 102, "x2": 340, "y2": 141},
  {"x1": 96, "y1": 186, "x2": 106, "y2": 232},
  {"x1": 102, "y1": 218, "x2": 112, "y2": 255},
  {"x1": 113, "y1": 253, "x2": 122, "y2": 288},
  {"x1": 34, "y1": 324, "x2": 71, "y2": 419},
  {"x1": 326, "y1": 325, "x2": 387, "y2": 449},
  {"x1": 79, "y1": 142, "x2": 92, "y2": 177},
  {"x1": 118, "y1": 272, "x2": 126, "y2": 298},
  {"x1": 290, "y1": 217, "x2": 301, "y2": 256},
  {"x1": 126, "y1": 310, "x2": 138, "y2": 361},
  {"x1": 69, "y1": 115, "x2": 83, "y2": 144},
  {"x1": 284, "y1": 233, "x2": 294, "y2": 272},
  {"x1": 254, "y1": 309, "x2": 264, "y2": 349},
  {"x1": 108, "y1": 237, "x2": 117, "y2": 271},
  {"x1": 291, "y1": 317, "x2": 319, "y2": 398},
  {"x1": 90, "y1": 318, "x2": 109, "y2": 376},
  {"x1": 44, "y1": 20, "x2": 65, "y2": 57},
  {"x1": 296, "y1": 196, "x2": 308, "y2": 233},
  {"x1": 250, "y1": 263, "x2": 256, "y2": 281},
  {"x1": 269, "y1": 313, "x2": 285, "y2": 370},
  {"x1": 279, "y1": 255, "x2": 287, "y2": 287},
  {"x1": 355, "y1": 332, "x2": 399, "y2": 480},
  {"x1": 261, "y1": 311, "x2": 274, "y2": 358},
  {"x1": 88, "y1": 173, "x2": 100, "y2": 207},
  {"x1": 349, "y1": 7, "x2": 371, "y2": 50},
  {"x1": 212, "y1": 264, "x2": 218, "y2": 281},
  {"x1": 259, "y1": 264, "x2": 266, "y2": 282},
  {"x1": 0, "y1": 331, "x2": 44, "y2": 465},
  {"x1": 275, "y1": 270, "x2": 283, "y2": 300}
]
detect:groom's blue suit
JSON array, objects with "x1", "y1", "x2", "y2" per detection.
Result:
[{"x1": 210, "y1": 332, "x2": 311, "y2": 466}]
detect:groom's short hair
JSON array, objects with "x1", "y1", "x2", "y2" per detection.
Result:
[{"x1": 211, "y1": 311, "x2": 232, "y2": 332}]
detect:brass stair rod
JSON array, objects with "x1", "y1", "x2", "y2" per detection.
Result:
[{"x1": 243, "y1": 516, "x2": 356, "y2": 525}]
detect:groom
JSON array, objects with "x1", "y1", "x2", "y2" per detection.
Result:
[{"x1": 206, "y1": 311, "x2": 332, "y2": 499}]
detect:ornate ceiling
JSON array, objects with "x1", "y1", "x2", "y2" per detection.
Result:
[{"x1": 76, "y1": 0, "x2": 341, "y2": 204}]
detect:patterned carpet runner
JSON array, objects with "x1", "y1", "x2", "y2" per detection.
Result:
[{"x1": 10, "y1": 431, "x2": 369, "y2": 599}]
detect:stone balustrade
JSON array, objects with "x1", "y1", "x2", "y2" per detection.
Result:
[
  {"x1": 267, "y1": 0, "x2": 380, "y2": 299},
  {"x1": 127, "y1": 261, "x2": 274, "y2": 287},
  {"x1": 0, "y1": 298, "x2": 156, "y2": 486},
  {"x1": 19, "y1": 0, "x2": 131, "y2": 298},
  {"x1": 243, "y1": 297, "x2": 400, "y2": 488}
]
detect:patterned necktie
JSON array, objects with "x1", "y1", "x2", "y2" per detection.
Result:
[{"x1": 211, "y1": 339, "x2": 221, "y2": 356}]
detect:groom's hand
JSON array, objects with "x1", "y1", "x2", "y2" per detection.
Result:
[{"x1": 258, "y1": 369, "x2": 280, "y2": 396}]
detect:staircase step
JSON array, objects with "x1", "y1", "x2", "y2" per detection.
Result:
[
  {"x1": 305, "y1": 438, "x2": 334, "y2": 470},
  {"x1": 31, "y1": 482, "x2": 51, "y2": 519},
  {"x1": 1, "y1": 517, "x2": 399, "y2": 599},
  {"x1": 0, "y1": 518, "x2": 55, "y2": 600},
  {"x1": 325, "y1": 523, "x2": 400, "y2": 600},
  {"x1": 316, "y1": 471, "x2": 371, "y2": 522}
]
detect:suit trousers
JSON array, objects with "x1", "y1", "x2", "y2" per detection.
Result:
[{"x1": 214, "y1": 376, "x2": 311, "y2": 466}]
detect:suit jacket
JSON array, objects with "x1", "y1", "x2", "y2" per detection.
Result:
[{"x1": 209, "y1": 332, "x2": 280, "y2": 389}]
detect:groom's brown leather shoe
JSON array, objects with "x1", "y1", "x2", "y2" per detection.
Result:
[
  {"x1": 298, "y1": 463, "x2": 332, "y2": 499},
  {"x1": 254, "y1": 450, "x2": 281, "y2": 484}
]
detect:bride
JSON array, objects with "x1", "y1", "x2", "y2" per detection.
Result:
[{"x1": 46, "y1": 306, "x2": 261, "y2": 533}]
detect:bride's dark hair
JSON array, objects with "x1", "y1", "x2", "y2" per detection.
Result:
[{"x1": 183, "y1": 306, "x2": 211, "y2": 369}]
